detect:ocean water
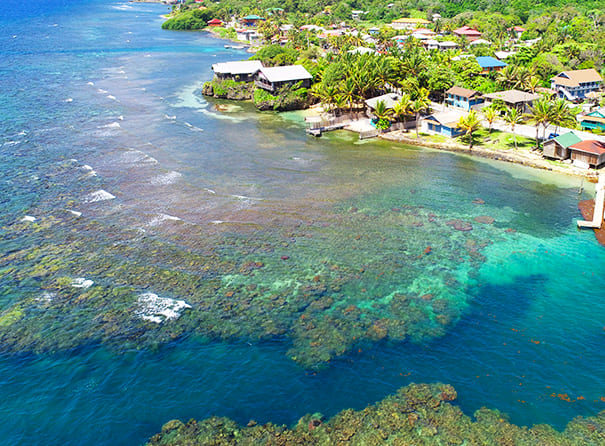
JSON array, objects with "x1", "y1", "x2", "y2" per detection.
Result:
[{"x1": 1, "y1": 1, "x2": 604, "y2": 445}]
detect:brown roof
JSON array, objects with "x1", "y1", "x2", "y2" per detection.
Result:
[
  {"x1": 483, "y1": 89, "x2": 540, "y2": 104},
  {"x1": 552, "y1": 69, "x2": 603, "y2": 87},
  {"x1": 446, "y1": 86, "x2": 480, "y2": 99},
  {"x1": 569, "y1": 140, "x2": 605, "y2": 156}
]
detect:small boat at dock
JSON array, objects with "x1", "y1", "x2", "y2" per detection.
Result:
[{"x1": 224, "y1": 44, "x2": 246, "y2": 49}]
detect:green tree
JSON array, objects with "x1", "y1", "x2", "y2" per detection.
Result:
[
  {"x1": 503, "y1": 107, "x2": 523, "y2": 150},
  {"x1": 483, "y1": 107, "x2": 498, "y2": 134},
  {"x1": 392, "y1": 94, "x2": 412, "y2": 127},
  {"x1": 410, "y1": 89, "x2": 431, "y2": 138},
  {"x1": 525, "y1": 98, "x2": 552, "y2": 147},
  {"x1": 458, "y1": 111, "x2": 482, "y2": 149}
]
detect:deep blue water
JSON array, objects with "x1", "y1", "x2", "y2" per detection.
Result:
[{"x1": 1, "y1": 1, "x2": 604, "y2": 445}]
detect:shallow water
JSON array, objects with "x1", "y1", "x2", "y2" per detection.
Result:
[{"x1": 1, "y1": 1, "x2": 604, "y2": 445}]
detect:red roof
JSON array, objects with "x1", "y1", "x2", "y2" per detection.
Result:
[
  {"x1": 513, "y1": 26, "x2": 526, "y2": 32},
  {"x1": 208, "y1": 18, "x2": 223, "y2": 24},
  {"x1": 453, "y1": 26, "x2": 482, "y2": 36},
  {"x1": 569, "y1": 140, "x2": 605, "y2": 155}
]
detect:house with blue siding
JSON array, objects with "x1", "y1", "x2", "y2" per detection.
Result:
[
  {"x1": 445, "y1": 86, "x2": 483, "y2": 111},
  {"x1": 579, "y1": 108, "x2": 605, "y2": 132},
  {"x1": 423, "y1": 110, "x2": 466, "y2": 137},
  {"x1": 476, "y1": 56, "x2": 507, "y2": 74},
  {"x1": 551, "y1": 69, "x2": 602, "y2": 101}
]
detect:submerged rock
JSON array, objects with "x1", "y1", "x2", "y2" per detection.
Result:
[
  {"x1": 147, "y1": 383, "x2": 605, "y2": 445},
  {"x1": 474, "y1": 215, "x2": 495, "y2": 225}
]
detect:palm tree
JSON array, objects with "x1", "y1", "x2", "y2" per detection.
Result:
[
  {"x1": 483, "y1": 107, "x2": 498, "y2": 134},
  {"x1": 526, "y1": 76, "x2": 541, "y2": 93},
  {"x1": 497, "y1": 65, "x2": 518, "y2": 89},
  {"x1": 392, "y1": 94, "x2": 412, "y2": 128},
  {"x1": 525, "y1": 98, "x2": 552, "y2": 147},
  {"x1": 550, "y1": 98, "x2": 579, "y2": 135},
  {"x1": 373, "y1": 99, "x2": 393, "y2": 122},
  {"x1": 503, "y1": 107, "x2": 523, "y2": 150},
  {"x1": 410, "y1": 90, "x2": 431, "y2": 137},
  {"x1": 458, "y1": 111, "x2": 482, "y2": 149},
  {"x1": 339, "y1": 77, "x2": 358, "y2": 113}
]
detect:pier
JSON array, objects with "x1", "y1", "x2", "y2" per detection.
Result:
[
  {"x1": 578, "y1": 174, "x2": 605, "y2": 229},
  {"x1": 578, "y1": 174, "x2": 605, "y2": 246}
]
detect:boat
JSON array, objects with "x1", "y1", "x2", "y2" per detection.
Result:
[{"x1": 224, "y1": 44, "x2": 245, "y2": 49}]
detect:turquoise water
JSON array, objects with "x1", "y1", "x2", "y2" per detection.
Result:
[{"x1": 1, "y1": 1, "x2": 604, "y2": 444}]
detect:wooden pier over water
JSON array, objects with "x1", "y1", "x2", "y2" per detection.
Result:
[{"x1": 578, "y1": 174, "x2": 605, "y2": 245}]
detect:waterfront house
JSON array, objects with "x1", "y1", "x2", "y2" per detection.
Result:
[
  {"x1": 476, "y1": 56, "x2": 507, "y2": 74},
  {"x1": 542, "y1": 131, "x2": 583, "y2": 160},
  {"x1": 568, "y1": 140, "x2": 605, "y2": 168},
  {"x1": 551, "y1": 69, "x2": 603, "y2": 101},
  {"x1": 445, "y1": 87, "x2": 483, "y2": 111},
  {"x1": 579, "y1": 108, "x2": 605, "y2": 132},
  {"x1": 207, "y1": 18, "x2": 223, "y2": 27},
  {"x1": 236, "y1": 29, "x2": 260, "y2": 42},
  {"x1": 365, "y1": 93, "x2": 402, "y2": 117},
  {"x1": 453, "y1": 26, "x2": 482, "y2": 41},
  {"x1": 423, "y1": 110, "x2": 466, "y2": 137},
  {"x1": 255, "y1": 65, "x2": 313, "y2": 92},
  {"x1": 212, "y1": 60, "x2": 263, "y2": 82},
  {"x1": 390, "y1": 17, "x2": 430, "y2": 30},
  {"x1": 483, "y1": 90, "x2": 540, "y2": 113},
  {"x1": 241, "y1": 15, "x2": 264, "y2": 27}
]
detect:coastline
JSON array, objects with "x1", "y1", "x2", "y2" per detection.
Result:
[{"x1": 380, "y1": 130, "x2": 600, "y2": 181}]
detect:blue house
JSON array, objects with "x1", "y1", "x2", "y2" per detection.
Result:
[
  {"x1": 551, "y1": 69, "x2": 603, "y2": 101},
  {"x1": 423, "y1": 111, "x2": 466, "y2": 137},
  {"x1": 476, "y1": 56, "x2": 507, "y2": 74},
  {"x1": 445, "y1": 86, "x2": 484, "y2": 111},
  {"x1": 579, "y1": 108, "x2": 605, "y2": 132}
]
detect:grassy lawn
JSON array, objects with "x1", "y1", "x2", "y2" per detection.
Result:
[{"x1": 458, "y1": 129, "x2": 536, "y2": 152}]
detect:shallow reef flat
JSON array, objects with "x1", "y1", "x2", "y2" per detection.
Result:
[
  {"x1": 0, "y1": 177, "x2": 514, "y2": 369},
  {"x1": 148, "y1": 383, "x2": 605, "y2": 445}
]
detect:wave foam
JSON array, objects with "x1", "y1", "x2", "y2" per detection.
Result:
[
  {"x1": 21, "y1": 215, "x2": 36, "y2": 223},
  {"x1": 71, "y1": 278, "x2": 94, "y2": 289},
  {"x1": 120, "y1": 149, "x2": 158, "y2": 165},
  {"x1": 84, "y1": 189, "x2": 115, "y2": 203},
  {"x1": 136, "y1": 293, "x2": 191, "y2": 324},
  {"x1": 36, "y1": 291, "x2": 56, "y2": 303},
  {"x1": 147, "y1": 213, "x2": 182, "y2": 227},
  {"x1": 150, "y1": 171, "x2": 182, "y2": 186}
]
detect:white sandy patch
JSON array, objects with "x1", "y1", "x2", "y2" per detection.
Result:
[{"x1": 136, "y1": 293, "x2": 191, "y2": 323}]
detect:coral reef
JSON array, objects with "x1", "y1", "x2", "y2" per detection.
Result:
[
  {"x1": 0, "y1": 160, "x2": 513, "y2": 368},
  {"x1": 148, "y1": 383, "x2": 605, "y2": 445}
]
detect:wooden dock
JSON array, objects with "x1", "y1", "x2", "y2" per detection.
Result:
[
  {"x1": 578, "y1": 174, "x2": 605, "y2": 246},
  {"x1": 305, "y1": 122, "x2": 347, "y2": 137},
  {"x1": 577, "y1": 174, "x2": 604, "y2": 229}
]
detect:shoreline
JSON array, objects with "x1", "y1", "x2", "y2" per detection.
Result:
[{"x1": 380, "y1": 130, "x2": 600, "y2": 182}]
